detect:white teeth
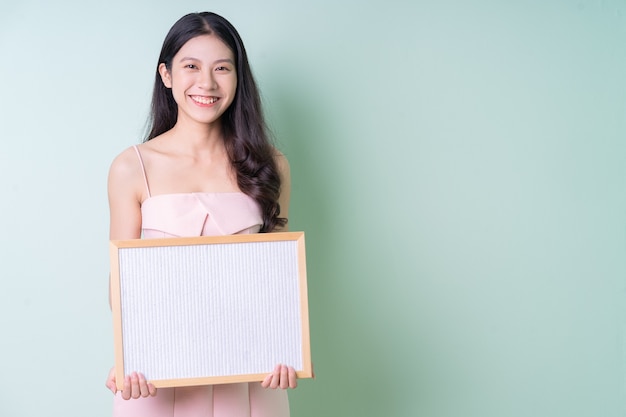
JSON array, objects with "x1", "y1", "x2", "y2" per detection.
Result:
[{"x1": 192, "y1": 96, "x2": 218, "y2": 104}]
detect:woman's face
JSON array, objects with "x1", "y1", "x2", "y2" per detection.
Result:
[{"x1": 159, "y1": 34, "x2": 237, "y2": 127}]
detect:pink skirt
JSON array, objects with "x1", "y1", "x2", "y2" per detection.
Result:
[{"x1": 113, "y1": 382, "x2": 289, "y2": 417}]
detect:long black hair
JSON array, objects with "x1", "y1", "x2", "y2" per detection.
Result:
[{"x1": 145, "y1": 12, "x2": 286, "y2": 232}]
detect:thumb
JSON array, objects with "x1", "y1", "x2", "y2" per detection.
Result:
[{"x1": 106, "y1": 368, "x2": 118, "y2": 394}]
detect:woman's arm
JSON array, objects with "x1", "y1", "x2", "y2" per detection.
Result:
[
  {"x1": 108, "y1": 147, "x2": 144, "y2": 241},
  {"x1": 260, "y1": 151, "x2": 298, "y2": 389},
  {"x1": 105, "y1": 147, "x2": 157, "y2": 399},
  {"x1": 107, "y1": 148, "x2": 143, "y2": 308},
  {"x1": 274, "y1": 150, "x2": 291, "y2": 232}
]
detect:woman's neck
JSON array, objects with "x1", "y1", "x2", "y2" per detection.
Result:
[{"x1": 166, "y1": 119, "x2": 226, "y2": 155}]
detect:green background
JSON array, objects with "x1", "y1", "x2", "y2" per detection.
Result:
[{"x1": 0, "y1": 1, "x2": 624, "y2": 416}]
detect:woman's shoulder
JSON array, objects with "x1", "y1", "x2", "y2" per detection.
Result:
[
  {"x1": 273, "y1": 149, "x2": 290, "y2": 172},
  {"x1": 108, "y1": 144, "x2": 153, "y2": 192},
  {"x1": 109, "y1": 139, "x2": 163, "y2": 171},
  {"x1": 109, "y1": 145, "x2": 141, "y2": 175},
  {"x1": 273, "y1": 149, "x2": 290, "y2": 191}
]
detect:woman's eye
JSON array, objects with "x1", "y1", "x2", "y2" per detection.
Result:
[
  {"x1": 215, "y1": 66, "x2": 229, "y2": 71},
  {"x1": 185, "y1": 64, "x2": 198, "y2": 69}
]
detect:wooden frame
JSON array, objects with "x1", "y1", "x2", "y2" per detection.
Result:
[{"x1": 110, "y1": 231, "x2": 311, "y2": 389}]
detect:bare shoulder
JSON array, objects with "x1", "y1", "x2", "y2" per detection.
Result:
[
  {"x1": 273, "y1": 149, "x2": 291, "y2": 228},
  {"x1": 273, "y1": 149, "x2": 290, "y2": 178},
  {"x1": 110, "y1": 146, "x2": 137, "y2": 171},
  {"x1": 108, "y1": 145, "x2": 145, "y2": 239},
  {"x1": 107, "y1": 145, "x2": 146, "y2": 199}
]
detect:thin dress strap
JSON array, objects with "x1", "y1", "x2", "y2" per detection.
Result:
[{"x1": 132, "y1": 145, "x2": 151, "y2": 199}]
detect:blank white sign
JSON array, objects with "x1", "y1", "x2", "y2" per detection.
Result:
[{"x1": 110, "y1": 232, "x2": 311, "y2": 389}]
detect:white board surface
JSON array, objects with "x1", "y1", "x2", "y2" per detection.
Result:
[{"x1": 110, "y1": 232, "x2": 311, "y2": 388}]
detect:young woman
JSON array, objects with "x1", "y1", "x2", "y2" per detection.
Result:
[{"x1": 105, "y1": 12, "x2": 296, "y2": 417}]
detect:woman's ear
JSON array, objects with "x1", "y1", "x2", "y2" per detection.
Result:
[{"x1": 158, "y1": 63, "x2": 172, "y2": 88}]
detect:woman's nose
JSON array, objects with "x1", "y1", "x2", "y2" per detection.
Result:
[{"x1": 199, "y1": 70, "x2": 217, "y2": 89}]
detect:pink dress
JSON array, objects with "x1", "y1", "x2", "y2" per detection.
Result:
[{"x1": 112, "y1": 146, "x2": 290, "y2": 417}]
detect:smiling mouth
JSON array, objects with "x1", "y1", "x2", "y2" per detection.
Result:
[{"x1": 191, "y1": 96, "x2": 219, "y2": 105}]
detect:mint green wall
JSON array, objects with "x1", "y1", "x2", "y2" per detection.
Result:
[{"x1": 0, "y1": 1, "x2": 624, "y2": 416}]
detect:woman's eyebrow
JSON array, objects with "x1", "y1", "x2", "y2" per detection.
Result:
[
  {"x1": 213, "y1": 58, "x2": 235, "y2": 65},
  {"x1": 178, "y1": 57, "x2": 235, "y2": 65}
]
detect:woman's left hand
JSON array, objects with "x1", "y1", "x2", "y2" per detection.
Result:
[{"x1": 261, "y1": 364, "x2": 297, "y2": 389}]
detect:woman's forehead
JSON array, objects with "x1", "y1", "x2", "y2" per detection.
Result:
[{"x1": 175, "y1": 34, "x2": 234, "y2": 62}]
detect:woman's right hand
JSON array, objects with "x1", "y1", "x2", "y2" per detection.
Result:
[{"x1": 105, "y1": 367, "x2": 157, "y2": 399}]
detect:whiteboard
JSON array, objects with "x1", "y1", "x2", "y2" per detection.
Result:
[{"x1": 109, "y1": 232, "x2": 311, "y2": 389}]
